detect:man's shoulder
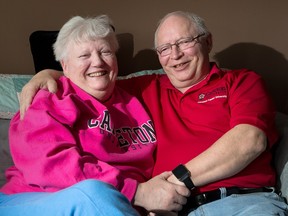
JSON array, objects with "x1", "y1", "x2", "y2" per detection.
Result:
[
  {"x1": 222, "y1": 67, "x2": 259, "y2": 76},
  {"x1": 218, "y1": 68, "x2": 261, "y2": 82}
]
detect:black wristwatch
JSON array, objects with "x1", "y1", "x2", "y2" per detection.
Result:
[{"x1": 172, "y1": 164, "x2": 195, "y2": 190}]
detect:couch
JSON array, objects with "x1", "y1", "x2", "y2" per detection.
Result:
[
  {"x1": 0, "y1": 72, "x2": 288, "y2": 202},
  {"x1": 0, "y1": 31, "x2": 287, "y2": 202}
]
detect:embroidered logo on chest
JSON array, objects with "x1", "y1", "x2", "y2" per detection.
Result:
[{"x1": 198, "y1": 87, "x2": 227, "y2": 103}]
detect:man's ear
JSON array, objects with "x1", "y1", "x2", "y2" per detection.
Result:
[{"x1": 206, "y1": 33, "x2": 213, "y2": 53}]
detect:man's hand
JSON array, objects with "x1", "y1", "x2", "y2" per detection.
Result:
[
  {"x1": 167, "y1": 173, "x2": 185, "y2": 186},
  {"x1": 19, "y1": 69, "x2": 61, "y2": 119},
  {"x1": 133, "y1": 172, "x2": 190, "y2": 213}
]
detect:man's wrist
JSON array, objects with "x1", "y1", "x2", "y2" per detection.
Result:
[{"x1": 172, "y1": 164, "x2": 195, "y2": 190}]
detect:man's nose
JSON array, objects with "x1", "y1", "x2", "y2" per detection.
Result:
[{"x1": 170, "y1": 45, "x2": 184, "y2": 59}]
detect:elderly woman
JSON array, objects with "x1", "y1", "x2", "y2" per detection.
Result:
[{"x1": 0, "y1": 15, "x2": 156, "y2": 215}]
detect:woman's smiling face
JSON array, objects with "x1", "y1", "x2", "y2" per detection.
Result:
[{"x1": 61, "y1": 36, "x2": 118, "y2": 101}]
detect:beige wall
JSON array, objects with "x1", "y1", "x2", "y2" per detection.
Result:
[{"x1": 1, "y1": 0, "x2": 288, "y2": 112}]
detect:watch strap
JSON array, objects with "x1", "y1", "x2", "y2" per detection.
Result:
[{"x1": 182, "y1": 175, "x2": 195, "y2": 190}]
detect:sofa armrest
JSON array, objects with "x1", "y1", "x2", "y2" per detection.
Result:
[
  {"x1": 0, "y1": 119, "x2": 13, "y2": 187},
  {"x1": 274, "y1": 112, "x2": 288, "y2": 199}
]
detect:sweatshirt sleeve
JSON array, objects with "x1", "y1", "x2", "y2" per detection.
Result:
[{"x1": 9, "y1": 90, "x2": 138, "y2": 200}]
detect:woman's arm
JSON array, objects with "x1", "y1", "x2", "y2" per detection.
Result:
[{"x1": 20, "y1": 69, "x2": 62, "y2": 119}]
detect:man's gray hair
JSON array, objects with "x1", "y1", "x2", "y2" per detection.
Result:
[{"x1": 154, "y1": 11, "x2": 210, "y2": 47}]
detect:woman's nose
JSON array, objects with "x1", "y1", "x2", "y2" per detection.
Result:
[{"x1": 91, "y1": 53, "x2": 104, "y2": 66}]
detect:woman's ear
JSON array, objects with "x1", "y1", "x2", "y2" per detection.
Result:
[{"x1": 60, "y1": 60, "x2": 67, "y2": 74}]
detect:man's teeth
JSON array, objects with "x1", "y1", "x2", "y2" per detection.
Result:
[
  {"x1": 175, "y1": 63, "x2": 184, "y2": 68},
  {"x1": 88, "y1": 72, "x2": 106, "y2": 77}
]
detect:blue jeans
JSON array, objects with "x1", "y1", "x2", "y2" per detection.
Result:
[
  {"x1": 188, "y1": 188, "x2": 288, "y2": 216},
  {"x1": 0, "y1": 179, "x2": 139, "y2": 216}
]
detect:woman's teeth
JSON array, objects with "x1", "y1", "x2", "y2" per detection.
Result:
[{"x1": 88, "y1": 72, "x2": 106, "y2": 77}]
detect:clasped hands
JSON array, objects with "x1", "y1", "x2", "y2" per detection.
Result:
[{"x1": 134, "y1": 171, "x2": 191, "y2": 216}]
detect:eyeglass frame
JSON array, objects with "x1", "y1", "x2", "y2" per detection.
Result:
[{"x1": 155, "y1": 33, "x2": 206, "y2": 57}]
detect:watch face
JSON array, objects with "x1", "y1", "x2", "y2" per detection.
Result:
[
  {"x1": 173, "y1": 164, "x2": 195, "y2": 190},
  {"x1": 172, "y1": 164, "x2": 189, "y2": 179}
]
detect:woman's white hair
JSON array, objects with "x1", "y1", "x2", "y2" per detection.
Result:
[{"x1": 53, "y1": 15, "x2": 119, "y2": 61}]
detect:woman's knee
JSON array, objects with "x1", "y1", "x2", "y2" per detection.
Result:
[
  {"x1": 0, "y1": 182, "x2": 139, "y2": 216},
  {"x1": 71, "y1": 179, "x2": 128, "y2": 204},
  {"x1": 66, "y1": 180, "x2": 139, "y2": 215},
  {"x1": 72, "y1": 179, "x2": 114, "y2": 194}
]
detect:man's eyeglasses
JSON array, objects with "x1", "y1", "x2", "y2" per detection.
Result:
[{"x1": 155, "y1": 33, "x2": 205, "y2": 57}]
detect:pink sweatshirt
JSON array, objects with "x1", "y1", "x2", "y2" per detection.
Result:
[{"x1": 1, "y1": 77, "x2": 156, "y2": 201}]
